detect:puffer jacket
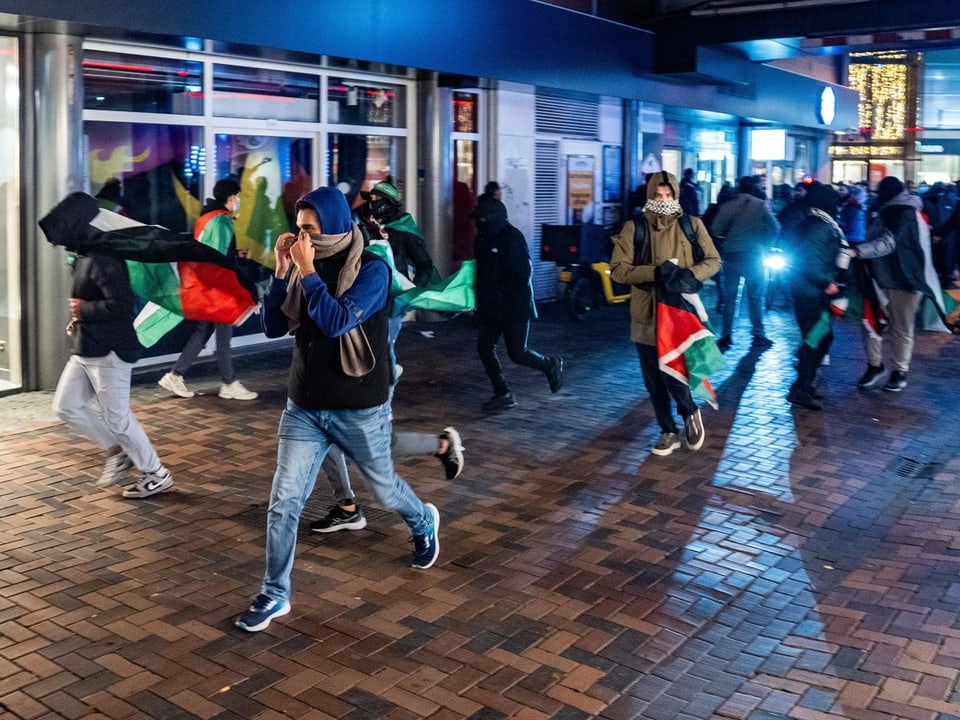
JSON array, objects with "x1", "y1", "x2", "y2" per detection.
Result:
[{"x1": 610, "y1": 171, "x2": 721, "y2": 345}]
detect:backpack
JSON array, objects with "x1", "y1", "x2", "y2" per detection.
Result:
[{"x1": 632, "y1": 213, "x2": 705, "y2": 266}]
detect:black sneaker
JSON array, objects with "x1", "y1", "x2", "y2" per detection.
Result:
[
  {"x1": 481, "y1": 393, "x2": 517, "y2": 413},
  {"x1": 787, "y1": 386, "x2": 822, "y2": 410},
  {"x1": 857, "y1": 363, "x2": 885, "y2": 388},
  {"x1": 883, "y1": 371, "x2": 907, "y2": 392},
  {"x1": 546, "y1": 356, "x2": 564, "y2": 393},
  {"x1": 684, "y1": 409, "x2": 705, "y2": 451},
  {"x1": 436, "y1": 427, "x2": 464, "y2": 480},
  {"x1": 310, "y1": 504, "x2": 367, "y2": 533},
  {"x1": 751, "y1": 335, "x2": 774, "y2": 350},
  {"x1": 716, "y1": 335, "x2": 732, "y2": 352},
  {"x1": 651, "y1": 432, "x2": 681, "y2": 456}
]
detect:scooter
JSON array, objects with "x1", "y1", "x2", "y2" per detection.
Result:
[{"x1": 541, "y1": 223, "x2": 630, "y2": 321}]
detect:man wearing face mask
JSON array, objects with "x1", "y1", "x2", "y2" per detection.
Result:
[
  {"x1": 610, "y1": 171, "x2": 721, "y2": 457},
  {"x1": 158, "y1": 178, "x2": 258, "y2": 401},
  {"x1": 236, "y1": 186, "x2": 440, "y2": 633},
  {"x1": 473, "y1": 195, "x2": 563, "y2": 412}
]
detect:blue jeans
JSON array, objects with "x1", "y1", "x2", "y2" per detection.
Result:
[
  {"x1": 720, "y1": 251, "x2": 767, "y2": 339},
  {"x1": 261, "y1": 398, "x2": 433, "y2": 603}
]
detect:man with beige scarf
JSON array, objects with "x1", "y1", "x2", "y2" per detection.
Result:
[{"x1": 236, "y1": 187, "x2": 440, "y2": 633}]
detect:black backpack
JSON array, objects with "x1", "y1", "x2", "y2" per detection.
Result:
[{"x1": 632, "y1": 213, "x2": 705, "y2": 266}]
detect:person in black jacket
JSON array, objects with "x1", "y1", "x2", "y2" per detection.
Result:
[
  {"x1": 51, "y1": 246, "x2": 173, "y2": 498},
  {"x1": 473, "y1": 195, "x2": 563, "y2": 412},
  {"x1": 783, "y1": 182, "x2": 845, "y2": 410}
]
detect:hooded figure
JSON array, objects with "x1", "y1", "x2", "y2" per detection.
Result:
[
  {"x1": 785, "y1": 181, "x2": 846, "y2": 410},
  {"x1": 361, "y1": 181, "x2": 434, "y2": 288},
  {"x1": 472, "y1": 195, "x2": 563, "y2": 413},
  {"x1": 609, "y1": 171, "x2": 722, "y2": 457}
]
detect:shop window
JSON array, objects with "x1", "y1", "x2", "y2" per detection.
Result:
[
  {"x1": 212, "y1": 64, "x2": 319, "y2": 122},
  {"x1": 454, "y1": 92, "x2": 477, "y2": 133},
  {"x1": 327, "y1": 133, "x2": 406, "y2": 210},
  {"x1": 0, "y1": 35, "x2": 20, "y2": 391},
  {"x1": 327, "y1": 79, "x2": 405, "y2": 128},
  {"x1": 83, "y1": 50, "x2": 202, "y2": 114}
]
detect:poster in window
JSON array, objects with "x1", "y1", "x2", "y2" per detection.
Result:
[{"x1": 602, "y1": 145, "x2": 621, "y2": 202}]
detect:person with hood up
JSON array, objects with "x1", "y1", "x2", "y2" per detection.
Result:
[
  {"x1": 49, "y1": 207, "x2": 174, "y2": 498},
  {"x1": 839, "y1": 184, "x2": 868, "y2": 245},
  {"x1": 158, "y1": 178, "x2": 258, "y2": 401},
  {"x1": 849, "y1": 176, "x2": 945, "y2": 392},
  {"x1": 609, "y1": 171, "x2": 721, "y2": 457},
  {"x1": 235, "y1": 186, "x2": 440, "y2": 633},
  {"x1": 473, "y1": 194, "x2": 563, "y2": 413},
  {"x1": 782, "y1": 182, "x2": 846, "y2": 410}
]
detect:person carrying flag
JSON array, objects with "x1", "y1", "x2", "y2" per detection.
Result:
[
  {"x1": 610, "y1": 171, "x2": 722, "y2": 457},
  {"x1": 48, "y1": 219, "x2": 174, "y2": 498},
  {"x1": 158, "y1": 178, "x2": 258, "y2": 401}
]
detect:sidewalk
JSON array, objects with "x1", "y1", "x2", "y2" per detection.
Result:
[{"x1": 1, "y1": 298, "x2": 959, "y2": 720}]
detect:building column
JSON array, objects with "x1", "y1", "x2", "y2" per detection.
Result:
[
  {"x1": 27, "y1": 33, "x2": 84, "y2": 390},
  {"x1": 417, "y1": 75, "x2": 454, "y2": 277}
]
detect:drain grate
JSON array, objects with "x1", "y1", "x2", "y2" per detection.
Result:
[{"x1": 895, "y1": 457, "x2": 938, "y2": 478}]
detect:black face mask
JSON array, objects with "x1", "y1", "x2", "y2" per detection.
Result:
[{"x1": 369, "y1": 198, "x2": 395, "y2": 220}]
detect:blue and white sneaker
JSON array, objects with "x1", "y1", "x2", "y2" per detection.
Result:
[
  {"x1": 235, "y1": 594, "x2": 291, "y2": 632},
  {"x1": 410, "y1": 503, "x2": 440, "y2": 569}
]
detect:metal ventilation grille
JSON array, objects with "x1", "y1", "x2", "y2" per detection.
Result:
[
  {"x1": 535, "y1": 92, "x2": 599, "y2": 138},
  {"x1": 718, "y1": 82, "x2": 757, "y2": 100},
  {"x1": 533, "y1": 140, "x2": 561, "y2": 301}
]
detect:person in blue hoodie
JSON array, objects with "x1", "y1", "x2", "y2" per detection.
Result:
[{"x1": 235, "y1": 186, "x2": 440, "y2": 633}]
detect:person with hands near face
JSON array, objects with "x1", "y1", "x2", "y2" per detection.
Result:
[{"x1": 236, "y1": 186, "x2": 440, "y2": 634}]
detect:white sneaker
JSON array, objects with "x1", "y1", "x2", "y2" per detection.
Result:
[
  {"x1": 122, "y1": 466, "x2": 173, "y2": 498},
  {"x1": 96, "y1": 451, "x2": 134, "y2": 487},
  {"x1": 159, "y1": 372, "x2": 194, "y2": 398},
  {"x1": 219, "y1": 381, "x2": 258, "y2": 400}
]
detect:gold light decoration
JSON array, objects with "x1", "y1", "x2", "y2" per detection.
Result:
[{"x1": 848, "y1": 51, "x2": 909, "y2": 142}]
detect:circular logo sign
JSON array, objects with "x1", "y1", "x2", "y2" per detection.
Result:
[{"x1": 818, "y1": 87, "x2": 836, "y2": 125}]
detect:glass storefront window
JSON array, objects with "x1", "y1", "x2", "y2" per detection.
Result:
[
  {"x1": 328, "y1": 133, "x2": 406, "y2": 209},
  {"x1": 212, "y1": 133, "x2": 313, "y2": 270},
  {"x1": 0, "y1": 35, "x2": 20, "y2": 391},
  {"x1": 454, "y1": 92, "x2": 478, "y2": 133},
  {"x1": 327, "y1": 78, "x2": 405, "y2": 128},
  {"x1": 83, "y1": 50, "x2": 203, "y2": 114},
  {"x1": 453, "y1": 139, "x2": 477, "y2": 263},
  {"x1": 213, "y1": 64, "x2": 319, "y2": 121}
]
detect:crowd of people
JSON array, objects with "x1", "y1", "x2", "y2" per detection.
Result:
[{"x1": 46, "y1": 166, "x2": 955, "y2": 632}]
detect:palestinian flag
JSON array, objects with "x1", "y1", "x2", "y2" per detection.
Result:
[
  {"x1": 657, "y1": 289, "x2": 725, "y2": 409},
  {"x1": 39, "y1": 192, "x2": 258, "y2": 347},
  {"x1": 365, "y1": 241, "x2": 476, "y2": 317}
]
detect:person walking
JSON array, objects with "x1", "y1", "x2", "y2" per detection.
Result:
[
  {"x1": 51, "y1": 233, "x2": 174, "y2": 498},
  {"x1": 609, "y1": 171, "x2": 721, "y2": 456},
  {"x1": 158, "y1": 178, "x2": 257, "y2": 401},
  {"x1": 709, "y1": 175, "x2": 780, "y2": 351},
  {"x1": 782, "y1": 182, "x2": 846, "y2": 410},
  {"x1": 473, "y1": 194, "x2": 563, "y2": 413},
  {"x1": 236, "y1": 186, "x2": 440, "y2": 633},
  {"x1": 850, "y1": 176, "x2": 944, "y2": 392}
]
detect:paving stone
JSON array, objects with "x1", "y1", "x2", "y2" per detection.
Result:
[{"x1": 1, "y1": 300, "x2": 959, "y2": 719}]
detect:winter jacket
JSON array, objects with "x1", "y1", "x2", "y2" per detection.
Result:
[
  {"x1": 474, "y1": 197, "x2": 535, "y2": 322},
  {"x1": 610, "y1": 172, "x2": 721, "y2": 345},
  {"x1": 68, "y1": 254, "x2": 142, "y2": 363},
  {"x1": 710, "y1": 192, "x2": 780, "y2": 255},
  {"x1": 856, "y1": 191, "x2": 929, "y2": 293}
]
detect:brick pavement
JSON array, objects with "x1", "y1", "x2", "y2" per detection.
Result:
[{"x1": 1, "y1": 294, "x2": 959, "y2": 720}]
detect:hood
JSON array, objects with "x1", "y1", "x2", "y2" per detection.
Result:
[
  {"x1": 474, "y1": 195, "x2": 509, "y2": 234},
  {"x1": 805, "y1": 182, "x2": 839, "y2": 215},
  {"x1": 881, "y1": 190, "x2": 922, "y2": 211},
  {"x1": 646, "y1": 170, "x2": 679, "y2": 201},
  {"x1": 295, "y1": 187, "x2": 352, "y2": 234},
  {"x1": 38, "y1": 192, "x2": 100, "y2": 252}
]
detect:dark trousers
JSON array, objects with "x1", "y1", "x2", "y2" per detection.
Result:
[
  {"x1": 721, "y1": 251, "x2": 767, "y2": 339},
  {"x1": 792, "y1": 290, "x2": 832, "y2": 391},
  {"x1": 636, "y1": 342, "x2": 697, "y2": 434},
  {"x1": 477, "y1": 315, "x2": 551, "y2": 396}
]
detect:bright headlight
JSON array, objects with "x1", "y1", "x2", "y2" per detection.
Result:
[{"x1": 764, "y1": 253, "x2": 787, "y2": 271}]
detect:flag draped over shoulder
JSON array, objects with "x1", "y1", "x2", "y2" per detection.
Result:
[
  {"x1": 656, "y1": 287, "x2": 725, "y2": 409},
  {"x1": 39, "y1": 192, "x2": 258, "y2": 347},
  {"x1": 365, "y1": 240, "x2": 476, "y2": 318}
]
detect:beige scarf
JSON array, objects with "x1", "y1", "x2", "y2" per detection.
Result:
[{"x1": 280, "y1": 224, "x2": 375, "y2": 377}]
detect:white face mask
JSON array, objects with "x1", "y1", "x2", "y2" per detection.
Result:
[{"x1": 230, "y1": 197, "x2": 241, "y2": 213}]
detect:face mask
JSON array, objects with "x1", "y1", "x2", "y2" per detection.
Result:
[{"x1": 370, "y1": 198, "x2": 393, "y2": 219}]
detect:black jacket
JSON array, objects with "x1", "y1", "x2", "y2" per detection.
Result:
[
  {"x1": 69, "y1": 254, "x2": 142, "y2": 363},
  {"x1": 474, "y1": 198, "x2": 534, "y2": 321}
]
